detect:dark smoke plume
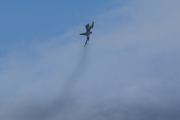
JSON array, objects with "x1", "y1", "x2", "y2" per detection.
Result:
[
  {"x1": 62, "y1": 47, "x2": 89, "y2": 98},
  {"x1": 17, "y1": 47, "x2": 90, "y2": 120}
]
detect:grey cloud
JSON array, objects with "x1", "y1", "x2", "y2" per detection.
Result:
[{"x1": 1, "y1": 0, "x2": 180, "y2": 120}]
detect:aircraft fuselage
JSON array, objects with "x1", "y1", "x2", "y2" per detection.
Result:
[{"x1": 80, "y1": 21, "x2": 94, "y2": 47}]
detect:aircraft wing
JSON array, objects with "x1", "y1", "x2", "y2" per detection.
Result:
[
  {"x1": 85, "y1": 24, "x2": 89, "y2": 32},
  {"x1": 80, "y1": 33, "x2": 86, "y2": 35}
]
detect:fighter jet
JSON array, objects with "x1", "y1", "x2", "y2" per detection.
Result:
[{"x1": 80, "y1": 21, "x2": 94, "y2": 47}]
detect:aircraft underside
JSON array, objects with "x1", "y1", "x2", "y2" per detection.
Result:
[{"x1": 80, "y1": 21, "x2": 94, "y2": 47}]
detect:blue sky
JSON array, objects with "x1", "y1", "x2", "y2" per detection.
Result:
[
  {"x1": 0, "y1": 0, "x2": 126, "y2": 44},
  {"x1": 0, "y1": 0, "x2": 180, "y2": 120},
  {"x1": 0, "y1": 0, "x2": 129, "y2": 56}
]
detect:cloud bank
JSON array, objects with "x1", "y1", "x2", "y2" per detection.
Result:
[{"x1": 0, "y1": 0, "x2": 180, "y2": 120}]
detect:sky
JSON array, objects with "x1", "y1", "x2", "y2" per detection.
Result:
[{"x1": 0, "y1": 0, "x2": 180, "y2": 120}]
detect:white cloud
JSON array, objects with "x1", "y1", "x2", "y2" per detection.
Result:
[{"x1": 0, "y1": 0, "x2": 180, "y2": 120}]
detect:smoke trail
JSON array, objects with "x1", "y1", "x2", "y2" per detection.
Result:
[
  {"x1": 62, "y1": 46, "x2": 89, "y2": 100},
  {"x1": 33, "y1": 47, "x2": 90, "y2": 120},
  {"x1": 11, "y1": 47, "x2": 90, "y2": 120}
]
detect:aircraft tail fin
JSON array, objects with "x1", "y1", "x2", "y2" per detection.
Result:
[
  {"x1": 89, "y1": 21, "x2": 94, "y2": 29},
  {"x1": 91, "y1": 21, "x2": 94, "y2": 28}
]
